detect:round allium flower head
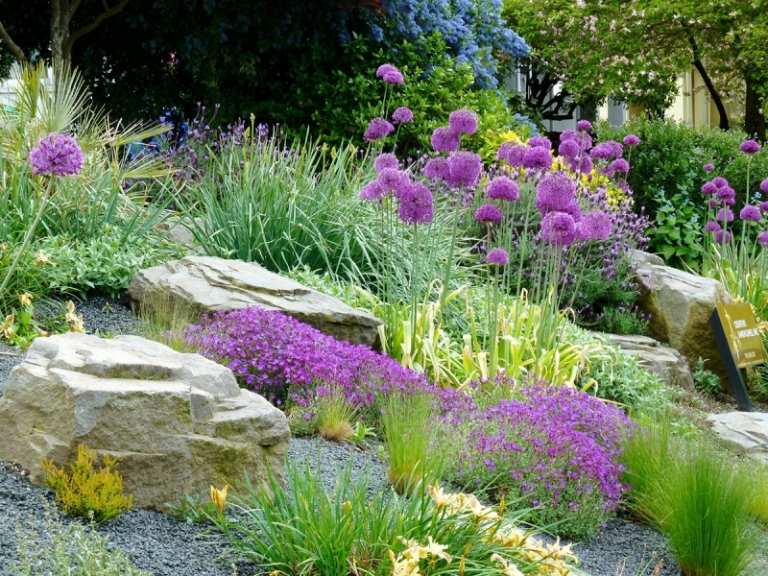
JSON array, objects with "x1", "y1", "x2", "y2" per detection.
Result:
[
  {"x1": 558, "y1": 139, "x2": 580, "y2": 160},
  {"x1": 474, "y1": 203, "x2": 503, "y2": 224},
  {"x1": 607, "y1": 158, "x2": 630, "y2": 174},
  {"x1": 540, "y1": 211, "x2": 577, "y2": 247},
  {"x1": 374, "y1": 152, "x2": 399, "y2": 173},
  {"x1": 716, "y1": 186, "x2": 736, "y2": 203},
  {"x1": 574, "y1": 155, "x2": 593, "y2": 175},
  {"x1": 486, "y1": 176, "x2": 519, "y2": 202},
  {"x1": 701, "y1": 181, "x2": 718, "y2": 195},
  {"x1": 391, "y1": 106, "x2": 414, "y2": 124},
  {"x1": 359, "y1": 181, "x2": 385, "y2": 202},
  {"x1": 590, "y1": 142, "x2": 619, "y2": 160},
  {"x1": 377, "y1": 167, "x2": 410, "y2": 196},
  {"x1": 740, "y1": 204, "x2": 762, "y2": 222},
  {"x1": 560, "y1": 129, "x2": 578, "y2": 142},
  {"x1": 703, "y1": 162, "x2": 714, "y2": 173},
  {"x1": 528, "y1": 135, "x2": 552, "y2": 150},
  {"x1": 761, "y1": 178, "x2": 768, "y2": 194},
  {"x1": 761, "y1": 201, "x2": 768, "y2": 213},
  {"x1": 536, "y1": 171, "x2": 577, "y2": 215},
  {"x1": 376, "y1": 63, "x2": 398, "y2": 78},
  {"x1": 29, "y1": 133, "x2": 84, "y2": 176},
  {"x1": 712, "y1": 176, "x2": 729, "y2": 188},
  {"x1": 376, "y1": 63, "x2": 404, "y2": 85},
  {"x1": 704, "y1": 219, "x2": 721, "y2": 233},
  {"x1": 398, "y1": 182, "x2": 433, "y2": 224},
  {"x1": 522, "y1": 146, "x2": 553, "y2": 170},
  {"x1": 446, "y1": 151, "x2": 482, "y2": 189},
  {"x1": 759, "y1": 231, "x2": 768, "y2": 247},
  {"x1": 486, "y1": 247, "x2": 509, "y2": 266},
  {"x1": 578, "y1": 211, "x2": 612, "y2": 241},
  {"x1": 364, "y1": 117, "x2": 394, "y2": 142},
  {"x1": 423, "y1": 157, "x2": 450, "y2": 182},
  {"x1": 448, "y1": 109, "x2": 478, "y2": 136},
  {"x1": 716, "y1": 207, "x2": 734, "y2": 223},
  {"x1": 497, "y1": 142, "x2": 526, "y2": 167},
  {"x1": 576, "y1": 119, "x2": 593, "y2": 132},
  {"x1": 740, "y1": 139, "x2": 761, "y2": 155},
  {"x1": 715, "y1": 229, "x2": 733, "y2": 244},
  {"x1": 623, "y1": 134, "x2": 641, "y2": 147},
  {"x1": 431, "y1": 126, "x2": 459, "y2": 153}
]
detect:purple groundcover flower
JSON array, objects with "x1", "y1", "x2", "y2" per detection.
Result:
[
  {"x1": 522, "y1": 146, "x2": 553, "y2": 170},
  {"x1": 431, "y1": 126, "x2": 460, "y2": 153},
  {"x1": 29, "y1": 133, "x2": 84, "y2": 176},
  {"x1": 740, "y1": 204, "x2": 762, "y2": 222},
  {"x1": 475, "y1": 203, "x2": 503, "y2": 224},
  {"x1": 759, "y1": 231, "x2": 768, "y2": 247},
  {"x1": 486, "y1": 247, "x2": 509, "y2": 266},
  {"x1": 446, "y1": 151, "x2": 482, "y2": 188},
  {"x1": 623, "y1": 134, "x2": 640, "y2": 147},
  {"x1": 423, "y1": 157, "x2": 450, "y2": 181},
  {"x1": 558, "y1": 139, "x2": 580, "y2": 160},
  {"x1": 715, "y1": 229, "x2": 733, "y2": 244},
  {"x1": 761, "y1": 178, "x2": 768, "y2": 194},
  {"x1": 704, "y1": 219, "x2": 721, "y2": 233},
  {"x1": 541, "y1": 211, "x2": 578, "y2": 247},
  {"x1": 398, "y1": 182, "x2": 434, "y2": 224},
  {"x1": 535, "y1": 171, "x2": 577, "y2": 215},
  {"x1": 528, "y1": 135, "x2": 552, "y2": 150},
  {"x1": 497, "y1": 142, "x2": 526, "y2": 167},
  {"x1": 391, "y1": 106, "x2": 414, "y2": 124},
  {"x1": 740, "y1": 139, "x2": 761, "y2": 155},
  {"x1": 704, "y1": 162, "x2": 714, "y2": 173},
  {"x1": 448, "y1": 109, "x2": 478, "y2": 135},
  {"x1": 374, "y1": 152, "x2": 399, "y2": 173},
  {"x1": 364, "y1": 117, "x2": 394, "y2": 142},
  {"x1": 578, "y1": 211, "x2": 612, "y2": 241},
  {"x1": 576, "y1": 119, "x2": 593, "y2": 132},
  {"x1": 716, "y1": 207, "x2": 735, "y2": 223},
  {"x1": 486, "y1": 176, "x2": 519, "y2": 202},
  {"x1": 359, "y1": 181, "x2": 385, "y2": 202}
]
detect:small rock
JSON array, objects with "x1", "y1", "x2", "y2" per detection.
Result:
[{"x1": 707, "y1": 411, "x2": 768, "y2": 463}]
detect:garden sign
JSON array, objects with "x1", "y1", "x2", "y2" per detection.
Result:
[{"x1": 709, "y1": 301, "x2": 766, "y2": 411}]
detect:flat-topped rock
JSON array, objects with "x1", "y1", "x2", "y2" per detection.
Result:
[
  {"x1": 128, "y1": 256, "x2": 382, "y2": 346},
  {"x1": 0, "y1": 333, "x2": 290, "y2": 508},
  {"x1": 595, "y1": 332, "x2": 694, "y2": 389},
  {"x1": 707, "y1": 411, "x2": 768, "y2": 463}
]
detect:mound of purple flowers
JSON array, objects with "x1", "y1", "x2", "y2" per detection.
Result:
[{"x1": 454, "y1": 384, "x2": 630, "y2": 538}]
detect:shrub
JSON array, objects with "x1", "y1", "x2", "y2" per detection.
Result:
[
  {"x1": 207, "y1": 466, "x2": 578, "y2": 576},
  {"x1": 43, "y1": 445, "x2": 133, "y2": 523},
  {"x1": 453, "y1": 384, "x2": 631, "y2": 538}
]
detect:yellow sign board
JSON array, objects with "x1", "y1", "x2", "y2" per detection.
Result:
[{"x1": 716, "y1": 301, "x2": 766, "y2": 368}]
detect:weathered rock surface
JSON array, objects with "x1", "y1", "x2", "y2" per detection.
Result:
[
  {"x1": 632, "y1": 258, "x2": 731, "y2": 378},
  {"x1": 0, "y1": 333, "x2": 289, "y2": 508},
  {"x1": 707, "y1": 411, "x2": 768, "y2": 463},
  {"x1": 596, "y1": 332, "x2": 694, "y2": 389},
  {"x1": 128, "y1": 256, "x2": 382, "y2": 346}
]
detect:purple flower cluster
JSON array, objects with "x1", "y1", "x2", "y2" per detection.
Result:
[
  {"x1": 376, "y1": 63, "x2": 405, "y2": 85},
  {"x1": 429, "y1": 109, "x2": 478, "y2": 155},
  {"x1": 29, "y1": 133, "x2": 84, "y2": 176},
  {"x1": 455, "y1": 384, "x2": 630, "y2": 537},
  {"x1": 364, "y1": 118, "x2": 395, "y2": 142}
]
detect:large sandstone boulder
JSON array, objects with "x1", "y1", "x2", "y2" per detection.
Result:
[
  {"x1": 128, "y1": 256, "x2": 382, "y2": 346},
  {"x1": 0, "y1": 333, "x2": 290, "y2": 508},
  {"x1": 595, "y1": 332, "x2": 694, "y2": 389},
  {"x1": 707, "y1": 412, "x2": 768, "y2": 463},
  {"x1": 632, "y1": 257, "x2": 731, "y2": 379}
]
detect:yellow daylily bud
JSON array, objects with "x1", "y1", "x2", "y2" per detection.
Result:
[{"x1": 210, "y1": 484, "x2": 229, "y2": 514}]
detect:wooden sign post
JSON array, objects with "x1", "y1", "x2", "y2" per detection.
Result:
[{"x1": 709, "y1": 301, "x2": 766, "y2": 411}]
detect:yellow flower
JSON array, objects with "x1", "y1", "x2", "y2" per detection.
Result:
[
  {"x1": 422, "y1": 537, "x2": 451, "y2": 563},
  {"x1": 65, "y1": 301, "x2": 85, "y2": 333},
  {"x1": 428, "y1": 484, "x2": 451, "y2": 508},
  {"x1": 1, "y1": 314, "x2": 15, "y2": 340},
  {"x1": 341, "y1": 499, "x2": 352, "y2": 514},
  {"x1": 210, "y1": 484, "x2": 229, "y2": 514},
  {"x1": 492, "y1": 526, "x2": 530, "y2": 548},
  {"x1": 35, "y1": 251, "x2": 51, "y2": 265},
  {"x1": 490, "y1": 553, "x2": 525, "y2": 576},
  {"x1": 18, "y1": 293, "x2": 33, "y2": 307}
]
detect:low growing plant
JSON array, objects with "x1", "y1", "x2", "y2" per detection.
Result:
[
  {"x1": 692, "y1": 357, "x2": 722, "y2": 396},
  {"x1": 315, "y1": 386, "x2": 357, "y2": 443}
]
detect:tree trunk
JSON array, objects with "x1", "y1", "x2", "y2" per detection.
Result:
[
  {"x1": 689, "y1": 34, "x2": 729, "y2": 130},
  {"x1": 745, "y1": 76, "x2": 766, "y2": 141},
  {"x1": 579, "y1": 97, "x2": 598, "y2": 124}
]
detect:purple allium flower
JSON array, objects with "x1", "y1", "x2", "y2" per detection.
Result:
[
  {"x1": 606, "y1": 158, "x2": 630, "y2": 174},
  {"x1": 576, "y1": 119, "x2": 593, "y2": 132},
  {"x1": 364, "y1": 117, "x2": 394, "y2": 142},
  {"x1": 446, "y1": 151, "x2": 482, "y2": 188},
  {"x1": 704, "y1": 220, "x2": 721, "y2": 233},
  {"x1": 528, "y1": 135, "x2": 552, "y2": 150},
  {"x1": 535, "y1": 171, "x2": 577, "y2": 215},
  {"x1": 28, "y1": 133, "x2": 84, "y2": 176},
  {"x1": 740, "y1": 204, "x2": 762, "y2": 222},
  {"x1": 701, "y1": 181, "x2": 718, "y2": 195},
  {"x1": 707, "y1": 198, "x2": 720, "y2": 209},
  {"x1": 448, "y1": 108, "x2": 478, "y2": 135},
  {"x1": 574, "y1": 155, "x2": 593, "y2": 175},
  {"x1": 623, "y1": 134, "x2": 640, "y2": 147},
  {"x1": 703, "y1": 162, "x2": 714, "y2": 173},
  {"x1": 359, "y1": 181, "x2": 385, "y2": 201},
  {"x1": 590, "y1": 142, "x2": 619, "y2": 160},
  {"x1": 486, "y1": 176, "x2": 519, "y2": 202},
  {"x1": 760, "y1": 201, "x2": 768, "y2": 213},
  {"x1": 497, "y1": 142, "x2": 526, "y2": 167},
  {"x1": 376, "y1": 63, "x2": 404, "y2": 85},
  {"x1": 486, "y1": 247, "x2": 509, "y2": 266},
  {"x1": 377, "y1": 168, "x2": 410, "y2": 196},
  {"x1": 761, "y1": 178, "x2": 768, "y2": 194},
  {"x1": 522, "y1": 146, "x2": 553, "y2": 170},
  {"x1": 560, "y1": 130, "x2": 578, "y2": 142},
  {"x1": 391, "y1": 106, "x2": 414, "y2": 124},
  {"x1": 578, "y1": 211, "x2": 612, "y2": 241},
  {"x1": 398, "y1": 182, "x2": 434, "y2": 224},
  {"x1": 540, "y1": 211, "x2": 578, "y2": 247},
  {"x1": 716, "y1": 207, "x2": 735, "y2": 223},
  {"x1": 474, "y1": 203, "x2": 503, "y2": 224},
  {"x1": 740, "y1": 139, "x2": 761, "y2": 155},
  {"x1": 716, "y1": 186, "x2": 736, "y2": 203},
  {"x1": 376, "y1": 63, "x2": 398, "y2": 78},
  {"x1": 558, "y1": 139, "x2": 580, "y2": 160},
  {"x1": 431, "y1": 126, "x2": 460, "y2": 153},
  {"x1": 713, "y1": 176, "x2": 729, "y2": 188},
  {"x1": 374, "y1": 152, "x2": 400, "y2": 173},
  {"x1": 715, "y1": 229, "x2": 733, "y2": 244},
  {"x1": 423, "y1": 157, "x2": 450, "y2": 182},
  {"x1": 759, "y1": 231, "x2": 768, "y2": 247}
]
